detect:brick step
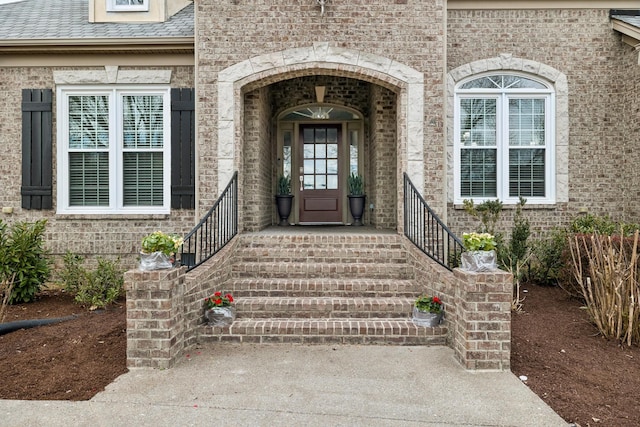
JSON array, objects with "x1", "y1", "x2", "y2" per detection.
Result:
[
  {"x1": 238, "y1": 234, "x2": 404, "y2": 250},
  {"x1": 234, "y1": 297, "x2": 416, "y2": 319},
  {"x1": 197, "y1": 318, "x2": 447, "y2": 345},
  {"x1": 233, "y1": 247, "x2": 408, "y2": 264},
  {"x1": 231, "y1": 262, "x2": 413, "y2": 279},
  {"x1": 222, "y1": 278, "x2": 423, "y2": 297}
]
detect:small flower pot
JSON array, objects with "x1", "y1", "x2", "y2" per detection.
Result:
[
  {"x1": 461, "y1": 250, "x2": 498, "y2": 272},
  {"x1": 412, "y1": 306, "x2": 443, "y2": 327},
  {"x1": 205, "y1": 306, "x2": 236, "y2": 327},
  {"x1": 139, "y1": 251, "x2": 174, "y2": 271}
]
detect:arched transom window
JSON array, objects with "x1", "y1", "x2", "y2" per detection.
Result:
[{"x1": 454, "y1": 74, "x2": 555, "y2": 204}]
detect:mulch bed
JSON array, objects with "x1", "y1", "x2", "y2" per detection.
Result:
[{"x1": 0, "y1": 289, "x2": 127, "y2": 401}]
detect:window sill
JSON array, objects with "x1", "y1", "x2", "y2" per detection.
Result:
[
  {"x1": 55, "y1": 213, "x2": 171, "y2": 220},
  {"x1": 452, "y1": 203, "x2": 557, "y2": 211}
]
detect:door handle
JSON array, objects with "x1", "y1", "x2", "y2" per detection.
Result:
[{"x1": 299, "y1": 167, "x2": 304, "y2": 192}]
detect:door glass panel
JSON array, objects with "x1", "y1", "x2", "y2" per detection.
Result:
[
  {"x1": 304, "y1": 159, "x2": 315, "y2": 174},
  {"x1": 327, "y1": 175, "x2": 338, "y2": 190},
  {"x1": 327, "y1": 127, "x2": 338, "y2": 142},
  {"x1": 304, "y1": 144, "x2": 314, "y2": 158},
  {"x1": 303, "y1": 128, "x2": 314, "y2": 141},
  {"x1": 304, "y1": 175, "x2": 314, "y2": 189},
  {"x1": 327, "y1": 159, "x2": 338, "y2": 174},
  {"x1": 301, "y1": 126, "x2": 340, "y2": 191}
]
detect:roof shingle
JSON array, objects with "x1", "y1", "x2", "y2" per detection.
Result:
[{"x1": 0, "y1": 0, "x2": 193, "y2": 41}]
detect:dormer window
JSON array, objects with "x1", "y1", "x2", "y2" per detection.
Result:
[{"x1": 107, "y1": 0, "x2": 149, "y2": 12}]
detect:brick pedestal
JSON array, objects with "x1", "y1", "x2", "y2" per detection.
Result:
[
  {"x1": 125, "y1": 267, "x2": 186, "y2": 369},
  {"x1": 453, "y1": 268, "x2": 512, "y2": 370}
]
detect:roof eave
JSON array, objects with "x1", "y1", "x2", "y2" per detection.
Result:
[{"x1": 611, "y1": 18, "x2": 640, "y2": 46}]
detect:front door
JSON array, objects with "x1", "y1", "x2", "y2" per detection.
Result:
[{"x1": 298, "y1": 124, "x2": 342, "y2": 223}]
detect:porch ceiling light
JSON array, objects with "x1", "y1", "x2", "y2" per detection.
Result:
[{"x1": 316, "y1": 0, "x2": 327, "y2": 16}]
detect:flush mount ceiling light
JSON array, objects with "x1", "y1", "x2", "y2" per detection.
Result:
[{"x1": 316, "y1": 0, "x2": 327, "y2": 16}]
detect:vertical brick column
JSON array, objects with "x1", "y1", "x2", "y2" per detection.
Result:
[
  {"x1": 125, "y1": 267, "x2": 186, "y2": 369},
  {"x1": 453, "y1": 268, "x2": 512, "y2": 370}
]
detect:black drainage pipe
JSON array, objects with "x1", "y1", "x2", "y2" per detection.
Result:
[{"x1": 0, "y1": 315, "x2": 78, "y2": 336}]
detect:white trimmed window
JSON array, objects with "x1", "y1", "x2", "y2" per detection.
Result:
[
  {"x1": 454, "y1": 74, "x2": 555, "y2": 205},
  {"x1": 107, "y1": 0, "x2": 149, "y2": 12},
  {"x1": 57, "y1": 86, "x2": 171, "y2": 214}
]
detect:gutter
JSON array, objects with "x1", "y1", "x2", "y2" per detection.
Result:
[{"x1": 0, "y1": 37, "x2": 194, "y2": 54}]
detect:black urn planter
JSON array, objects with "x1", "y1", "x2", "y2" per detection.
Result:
[
  {"x1": 348, "y1": 194, "x2": 366, "y2": 226},
  {"x1": 275, "y1": 194, "x2": 294, "y2": 226}
]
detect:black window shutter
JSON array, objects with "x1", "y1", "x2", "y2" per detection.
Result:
[
  {"x1": 21, "y1": 89, "x2": 53, "y2": 210},
  {"x1": 171, "y1": 88, "x2": 195, "y2": 209}
]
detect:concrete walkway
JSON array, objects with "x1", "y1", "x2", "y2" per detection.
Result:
[{"x1": 0, "y1": 344, "x2": 568, "y2": 426}]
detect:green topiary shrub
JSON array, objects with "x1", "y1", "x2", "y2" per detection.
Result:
[{"x1": 0, "y1": 219, "x2": 51, "y2": 305}]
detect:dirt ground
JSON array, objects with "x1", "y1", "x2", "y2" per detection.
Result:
[
  {"x1": 511, "y1": 284, "x2": 640, "y2": 427},
  {"x1": 0, "y1": 289, "x2": 127, "y2": 401},
  {"x1": 0, "y1": 285, "x2": 638, "y2": 426}
]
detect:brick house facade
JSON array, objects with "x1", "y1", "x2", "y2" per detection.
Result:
[{"x1": 1, "y1": 0, "x2": 639, "y2": 262}]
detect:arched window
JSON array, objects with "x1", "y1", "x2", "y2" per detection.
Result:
[{"x1": 454, "y1": 73, "x2": 555, "y2": 204}]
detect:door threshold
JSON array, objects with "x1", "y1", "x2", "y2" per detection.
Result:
[{"x1": 296, "y1": 222, "x2": 346, "y2": 226}]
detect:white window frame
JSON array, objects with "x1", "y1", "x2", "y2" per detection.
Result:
[
  {"x1": 56, "y1": 85, "x2": 171, "y2": 215},
  {"x1": 453, "y1": 73, "x2": 556, "y2": 205},
  {"x1": 106, "y1": 0, "x2": 149, "y2": 12}
]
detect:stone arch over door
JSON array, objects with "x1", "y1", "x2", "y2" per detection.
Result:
[{"x1": 217, "y1": 43, "x2": 425, "y2": 231}]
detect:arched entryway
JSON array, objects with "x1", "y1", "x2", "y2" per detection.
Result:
[{"x1": 216, "y1": 43, "x2": 425, "y2": 232}]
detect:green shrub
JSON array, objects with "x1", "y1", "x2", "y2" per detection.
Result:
[
  {"x1": 462, "y1": 199, "x2": 503, "y2": 235},
  {"x1": 60, "y1": 251, "x2": 86, "y2": 295},
  {"x1": 499, "y1": 198, "x2": 530, "y2": 275},
  {"x1": 530, "y1": 227, "x2": 569, "y2": 287},
  {"x1": 61, "y1": 254, "x2": 124, "y2": 309},
  {"x1": 0, "y1": 219, "x2": 51, "y2": 304},
  {"x1": 570, "y1": 213, "x2": 617, "y2": 235}
]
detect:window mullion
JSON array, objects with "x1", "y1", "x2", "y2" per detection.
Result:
[
  {"x1": 498, "y1": 94, "x2": 508, "y2": 201},
  {"x1": 111, "y1": 90, "x2": 120, "y2": 211}
]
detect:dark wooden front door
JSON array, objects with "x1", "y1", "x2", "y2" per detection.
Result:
[{"x1": 298, "y1": 124, "x2": 342, "y2": 223}]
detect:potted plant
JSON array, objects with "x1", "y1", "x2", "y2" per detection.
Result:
[
  {"x1": 275, "y1": 174, "x2": 293, "y2": 226},
  {"x1": 139, "y1": 231, "x2": 183, "y2": 271},
  {"x1": 347, "y1": 172, "x2": 366, "y2": 226},
  {"x1": 461, "y1": 232, "x2": 498, "y2": 272},
  {"x1": 412, "y1": 295, "x2": 444, "y2": 327},
  {"x1": 204, "y1": 291, "x2": 236, "y2": 327}
]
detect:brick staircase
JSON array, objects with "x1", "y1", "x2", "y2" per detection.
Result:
[{"x1": 197, "y1": 230, "x2": 448, "y2": 345}]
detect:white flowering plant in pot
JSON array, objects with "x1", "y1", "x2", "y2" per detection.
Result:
[
  {"x1": 139, "y1": 231, "x2": 184, "y2": 270},
  {"x1": 461, "y1": 232, "x2": 498, "y2": 272}
]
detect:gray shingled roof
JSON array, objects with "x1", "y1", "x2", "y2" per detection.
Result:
[{"x1": 0, "y1": 0, "x2": 193, "y2": 40}]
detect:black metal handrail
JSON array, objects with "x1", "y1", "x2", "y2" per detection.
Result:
[
  {"x1": 181, "y1": 172, "x2": 238, "y2": 271},
  {"x1": 403, "y1": 173, "x2": 464, "y2": 271}
]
